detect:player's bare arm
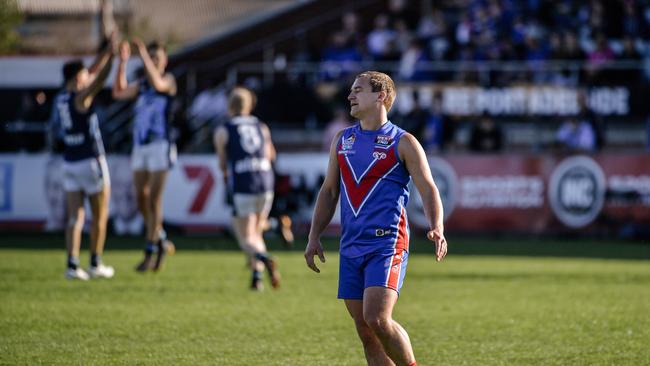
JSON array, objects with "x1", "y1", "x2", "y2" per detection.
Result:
[
  {"x1": 133, "y1": 38, "x2": 176, "y2": 95},
  {"x1": 398, "y1": 132, "x2": 448, "y2": 261},
  {"x1": 213, "y1": 126, "x2": 229, "y2": 185},
  {"x1": 111, "y1": 40, "x2": 140, "y2": 100},
  {"x1": 76, "y1": 41, "x2": 114, "y2": 112},
  {"x1": 305, "y1": 130, "x2": 343, "y2": 273},
  {"x1": 260, "y1": 123, "x2": 276, "y2": 162},
  {"x1": 88, "y1": 1, "x2": 116, "y2": 76}
]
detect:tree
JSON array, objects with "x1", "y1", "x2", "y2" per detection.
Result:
[{"x1": 0, "y1": 0, "x2": 22, "y2": 54}]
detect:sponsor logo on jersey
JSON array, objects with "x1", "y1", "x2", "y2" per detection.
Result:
[
  {"x1": 375, "y1": 228, "x2": 392, "y2": 236},
  {"x1": 548, "y1": 156, "x2": 605, "y2": 228},
  {"x1": 234, "y1": 157, "x2": 272, "y2": 174},
  {"x1": 64, "y1": 133, "x2": 85, "y2": 146},
  {"x1": 372, "y1": 151, "x2": 387, "y2": 160},
  {"x1": 339, "y1": 134, "x2": 356, "y2": 155},
  {"x1": 342, "y1": 134, "x2": 356, "y2": 150},
  {"x1": 375, "y1": 135, "x2": 393, "y2": 147}
]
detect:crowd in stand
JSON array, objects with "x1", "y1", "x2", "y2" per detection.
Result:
[
  {"x1": 319, "y1": 0, "x2": 649, "y2": 84},
  {"x1": 3, "y1": 0, "x2": 650, "y2": 154}
]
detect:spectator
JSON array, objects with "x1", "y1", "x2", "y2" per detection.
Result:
[
  {"x1": 367, "y1": 14, "x2": 397, "y2": 61},
  {"x1": 555, "y1": 117, "x2": 596, "y2": 152},
  {"x1": 588, "y1": 33, "x2": 615, "y2": 67},
  {"x1": 188, "y1": 84, "x2": 228, "y2": 123},
  {"x1": 322, "y1": 105, "x2": 353, "y2": 151},
  {"x1": 398, "y1": 39, "x2": 432, "y2": 81},
  {"x1": 421, "y1": 92, "x2": 454, "y2": 153},
  {"x1": 320, "y1": 32, "x2": 362, "y2": 80},
  {"x1": 341, "y1": 11, "x2": 362, "y2": 45},
  {"x1": 468, "y1": 114, "x2": 503, "y2": 152}
]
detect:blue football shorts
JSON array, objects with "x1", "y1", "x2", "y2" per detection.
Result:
[{"x1": 337, "y1": 248, "x2": 409, "y2": 300}]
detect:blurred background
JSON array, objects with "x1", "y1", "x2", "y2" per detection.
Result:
[{"x1": 0, "y1": 0, "x2": 649, "y2": 240}]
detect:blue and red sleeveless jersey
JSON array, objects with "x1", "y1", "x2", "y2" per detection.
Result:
[{"x1": 337, "y1": 121, "x2": 411, "y2": 257}]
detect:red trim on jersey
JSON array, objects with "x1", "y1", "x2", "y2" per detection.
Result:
[
  {"x1": 338, "y1": 148, "x2": 398, "y2": 213},
  {"x1": 386, "y1": 248, "x2": 405, "y2": 290},
  {"x1": 395, "y1": 205, "x2": 409, "y2": 251}
]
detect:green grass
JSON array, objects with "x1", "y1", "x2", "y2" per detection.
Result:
[{"x1": 1, "y1": 235, "x2": 649, "y2": 365}]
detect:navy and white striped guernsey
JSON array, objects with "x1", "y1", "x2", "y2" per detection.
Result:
[
  {"x1": 224, "y1": 116, "x2": 274, "y2": 194},
  {"x1": 52, "y1": 91, "x2": 105, "y2": 162},
  {"x1": 133, "y1": 79, "x2": 173, "y2": 146}
]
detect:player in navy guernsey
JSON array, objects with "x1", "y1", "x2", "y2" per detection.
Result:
[
  {"x1": 53, "y1": 33, "x2": 116, "y2": 281},
  {"x1": 112, "y1": 38, "x2": 176, "y2": 272},
  {"x1": 213, "y1": 87, "x2": 281, "y2": 291},
  {"x1": 305, "y1": 71, "x2": 448, "y2": 366}
]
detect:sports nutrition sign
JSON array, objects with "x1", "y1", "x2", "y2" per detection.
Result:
[{"x1": 407, "y1": 154, "x2": 650, "y2": 232}]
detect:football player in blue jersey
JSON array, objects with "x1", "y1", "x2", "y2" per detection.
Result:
[
  {"x1": 213, "y1": 87, "x2": 281, "y2": 291},
  {"x1": 112, "y1": 38, "x2": 176, "y2": 272},
  {"x1": 305, "y1": 71, "x2": 448, "y2": 366},
  {"x1": 53, "y1": 33, "x2": 117, "y2": 281}
]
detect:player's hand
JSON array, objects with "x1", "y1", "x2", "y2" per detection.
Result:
[
  {"x1": 304, "y1": 238, "x2": 326, "y2": 273},
  {"x1": 119, "y1": 40, "x2": 130, "y2": 61},
  {"x1": 132, "y1": 37, "x2": 146, "y2": 55},
  {"x1": 427, "y1": 227, "x2": 447, "y2": 262}
]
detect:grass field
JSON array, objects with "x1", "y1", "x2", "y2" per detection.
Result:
[{"x1": 1, "y1": 234, "x2": 649, "y2": 365}]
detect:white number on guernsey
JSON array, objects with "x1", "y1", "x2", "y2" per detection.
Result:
[
  {"x1": 57, "y1": 100, "x2": 73, "y2": 130},
  {"x1": 238, "y1": 125, "x2": 262, "y2": 154}
]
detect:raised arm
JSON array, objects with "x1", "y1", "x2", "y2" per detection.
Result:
[
  {"x1": 213, "y1": 126, "x2": 229, "y2": 186},
  {"x1": 304, "y1": 130, "x2": 343, "y2": 273},
  {"x1": 398, "y1": 133, "x2": 448, "y2": 262},
  {"x1": 89, "y1": 0, "x2": 116, "y2": 76},
  {"x1": 112, "y1": 40, "x2": 140, "y2": 100},
  {"x1": 133, "y1": 38, "x2": 176, "y2": 95},
  {"x1": 75, "y1": 43, "x2": 114, "y2": 112}
]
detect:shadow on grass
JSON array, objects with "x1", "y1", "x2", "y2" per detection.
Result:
[{"x1": 1, "y1": 232, "x2": 649, "y2": 260}]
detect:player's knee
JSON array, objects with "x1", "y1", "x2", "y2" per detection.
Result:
[
  {"x1": 355, "y1": 325, "x2": 377, "y2": 347},
  {"x1": 67, "y1": 216, "x2": 83, "y2": 230},
  {"x1": 363, "y1": 313, "x2": 391, "y2": 335},
  {"x1": 136, "y1": 192, "x2": 148, "y2": 206},
  {"x1": 92, "y1": 214, "x2": 108, "y2": 229}
]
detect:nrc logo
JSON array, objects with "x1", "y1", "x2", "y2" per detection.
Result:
[{"x1": 372, "y1": 151, "x2": 387, "y2": 160}]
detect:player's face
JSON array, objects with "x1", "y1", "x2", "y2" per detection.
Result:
[
  {"x1": 150, "y1": 48, "x2": 167, "y2": 72},
  {"x1": 348, "y1": 77, "x2": 379, "y2": 119},
  {"x1": 76, "y1": 69, "x2": 89, "y2": 88}
]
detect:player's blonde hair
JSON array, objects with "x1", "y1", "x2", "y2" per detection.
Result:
[
  {"x1": 228, "y1": 87, "x2": 255, "y2": 116},
  {"x1": 355, "y1": 71, "x2": 396, "y2": 112}
]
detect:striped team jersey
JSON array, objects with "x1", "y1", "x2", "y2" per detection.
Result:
[
  {"x1": 133, "y1": 79, "x2": 172, "y2": 146},
  {"x1": 337, "y1": 121, "x2": 411, "y2": 257},
  {"x1": 53, "y1": 90, "x2": 105, "y2": 162},
  {"x1": 225, "y1": 116, "x2": 274, "y2": 194}
]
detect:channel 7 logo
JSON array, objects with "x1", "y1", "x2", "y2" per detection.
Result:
[{"x1": 0, "y1": 163, "x2": 12, "y2": 212}]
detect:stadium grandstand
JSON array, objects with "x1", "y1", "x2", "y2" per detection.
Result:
[{"x1": 1, "y1": 0, "x2": 649, "y2": 234}]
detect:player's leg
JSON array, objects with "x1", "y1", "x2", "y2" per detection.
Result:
[
  {"x1": 88, "y1": 183, "x2": 114, "y2": 278},
  {"x1": 65, "y1": 190, "x2": 88, "y2": 280},
  {"x1": 363, "y1": 287, "x2": 415, "y2": 366},
  {"x1": 149, "y1": 169, "x2": 171, "y2": 271},
  {"x1": 345, "y1": 299, "x2": 395, "y2": 366},
  {"x1": 133, "y1": 169, "x2": 154, "y2": 271},
  {"x1": 253, "y1": 192, "x2": 280, "y2": 288},
  {"x1": 231, "y1": 213, "x2": 265, "y2": 290}
]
